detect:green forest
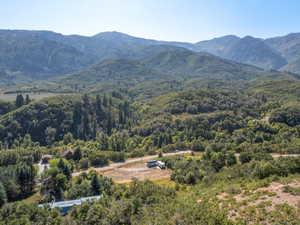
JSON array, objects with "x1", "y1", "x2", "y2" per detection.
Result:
[{"x1": 1, "y1": 74, "x2": 300, "y2": 224}]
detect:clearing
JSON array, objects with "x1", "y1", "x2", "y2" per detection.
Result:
[
  {"x1": 0, "y1": 92, "x2": 73, "y2": 101},
  {"x1": 100, "y1": 161, "x2": 171, "y2": 184},
  {"x1": 73, "y1": 150, "x2": 192, "y2": 183}
]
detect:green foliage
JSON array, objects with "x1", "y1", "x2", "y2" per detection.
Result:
[
  {"x1": 283, "y1": 185, "x2": 300, "y2": 195},
  {"x1": 15, "y1": 94, "x2": 24, "y2": 108},
  {"x1": 0, "y1": 203, "x2": 63, "y2": 225},
  {"x1": 65, "y1": 172, "x2": 113, "y2": 200},
  {"x1": 270, "y1": 104, "x2": 300, "y2": 126},
  {"x1": 0, "y1": 100, "x2": 15, "y2": 115},
  {"x1": 0, "y1": 94, "x2": 135, "y2": 147},
  {"x1": 2, "y1": 30, "x2": 300, "y2": 224},
  {"x1": 0, "y1": 182, "x2": 7, "y2": 207},
  {"x1": 0, "y1": 148, "x2": 41, "y2": 167},
  {"x1": 88, "y1": 152, "x2": 109, "y2": 167},
  {"x1": 0, "y1": 163, "x2": 36, "y2": 201},
  {"x1": 239, "y1": 151, "x2": 253, "y2": 164}
]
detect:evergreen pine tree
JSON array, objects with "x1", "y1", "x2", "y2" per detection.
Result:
[
  {"x1": 0, "y1": 182, "x2": 7, "y2": 206},
  {"x1": 15, "y1": 94, "x2": 24, "y2": 107},
  {"x1": 96, "y1": 94, "x2": 105, "y2": 124},
  {"x1": 91, "y1": 174, "x2": 100, "y2": 195},
  {"x1": 73, "y1": 147, "x2": 82, "y2": 161},
  {"x1": 103, "y1": 94, "x2": 108, "y2": 107},
  {"x1": 72, "y1": 102, "x2": 82, "y2": 139},
  {"x1": 25, "y1": 94, "x2": 31, "y2": 104}
]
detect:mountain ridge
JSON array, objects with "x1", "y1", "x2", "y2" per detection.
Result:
[
  {"x1": 54, "y1": 48, "x2": 292, "y2": 91},
  {"x1": 1, "y1": 29, "x2": 300, "y2": 87}
]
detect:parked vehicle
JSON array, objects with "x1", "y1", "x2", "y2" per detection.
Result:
[{"x1": 146, "y1": 160, "x2": 166, "y2": 169}]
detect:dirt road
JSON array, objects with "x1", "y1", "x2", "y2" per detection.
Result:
[
  {"x1": 72, "y1": 150, "x2": 192, "y2": 177},
  {"x1": 235, "y1": 153, "x2": 300, "y2": 159}
]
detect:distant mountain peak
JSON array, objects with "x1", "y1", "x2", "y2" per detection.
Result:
[
  {"x1": 92, "y1": 31, "x2": 137, "y2": 39},
  {"x1": 196, "y1": 35, "x2": 240, "y2": 45}
]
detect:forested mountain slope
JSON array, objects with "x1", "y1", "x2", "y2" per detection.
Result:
[
  {"x1": 54, "y1": 48, "x2": 290, "y2": 93},
  {"x1": 0, "y1": 30, "x2": 193, "y2": 85},
  {"x1": 2, "y1": 29, "x2": 300, "y2": 87},
  {"x1": 2, "y1": 77, "x2": 300, "y2": 152},
  {"x1": 196, "y1": 33, "x2": 300, "y2": 73},
  {"x1": 2, "y1": 76, "x2": 300, "y2": 224}
]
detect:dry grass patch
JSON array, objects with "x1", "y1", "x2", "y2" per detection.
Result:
[{"x1": 98, "y1": 161, "x2": 171, "y2": 183}]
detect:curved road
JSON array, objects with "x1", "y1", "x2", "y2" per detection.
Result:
[
  {"x1": 39, "y1": 151, "x2": 300, "y2": 177},
  {"x1": 72, "y1": 150, "x2": 192, "y2": 177}
]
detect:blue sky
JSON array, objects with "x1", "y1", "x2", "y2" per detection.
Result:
[{"x1": 1, "y1": 0, "x2": 300, "y2": 42}]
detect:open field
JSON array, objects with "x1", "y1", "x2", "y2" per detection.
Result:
[
  {"x1": 100, "y1": 161, "x2": 172, "y2": 184},
  {"x1": 71, "y1": 151, "x2": 192, "y2": 183},
  {"x1": 0, "y1": 92, "x2": 74, "y2": 101}
]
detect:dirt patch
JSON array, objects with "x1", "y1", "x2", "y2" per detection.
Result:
[
  {"x1": 217, "y1": 192, "x2": 230, "y2": 200},
  {"x1": 247, "y1": 181, "x2": 300, "y2": 208},
  {"x1": 98, "y1": 161, "x2": 171, "y2": 183},
  {"x1": 261, "y1": 116, "x2": 270, "y2": 124},
  {"x1": 217, "y1": 180, "x2": 300, "y2": 211},
  {"x1": 0, "y1": 92, "x2": 72, "y2": 101}
]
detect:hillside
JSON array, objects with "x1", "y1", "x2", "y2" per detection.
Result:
[
  {"x1": 265, "y1": 33, "x2": 300, "y2": 61},
  {"x1": 2, "y1": 29, "x2": 300, "y2": 87},
  {"x1": 196, "y1": 35, "x2": 287, "y2": 70},
  {"x1": 194, "y1": 35, "x2": 240, "y2": 57},
  {"x1": 141, "y1": 49, "x2": 280, "y2": 80},
  {"x1": 2, "y1": 74, "x2": 300, "y2": 225},
  {"x1": 0, "y1": 30, "x2": 195, "y2": 86},
  {"x1": 0, "y1": 30, "x2": 95, "y2": 82},
  {"x1": 195, "y1": 33, "x2": 300, "y2": 73},
  {"x1": 57, "y1": 58, "x2": 168, "y2": 87},
  {"x1": 54, "y1": 48, "x2": 289, "y2": 93},
  {"x1": 225, "y1": 36, "x2": 287, "y2": 70}
]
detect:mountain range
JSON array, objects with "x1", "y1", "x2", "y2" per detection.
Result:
[
  {"x1": 1, "y1": 29, "x2": 300, "y2": 87},
  {"x1": 195, "y1": 34, "x2": 300, "y2": 71}
]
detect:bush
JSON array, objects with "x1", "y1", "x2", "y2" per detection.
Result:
[
  {"x1": 79, "y1": 158, "x2": 89, "y2": 169},
  {"x1": 89, "y1": 153, "x2": 109, "y2": 167},
  {"x1": 239, "y1": 151, "x2": 253, "y2": 164}
]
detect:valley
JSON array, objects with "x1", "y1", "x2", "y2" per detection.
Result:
[{"x1": 2, "y1": 29, "x2": 300, "y2": 225}]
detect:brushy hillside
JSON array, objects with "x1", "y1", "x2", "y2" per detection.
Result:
[
  {"x1": 53, "y1": 48, "x2": 292, "y2": 95},
  {"x1": 1, "y1": 77, "x2": 300, "y2": 224},
  {"x1": 142, "y1": 49, "x2": 281, "y2": 80},
  {"x1": 56, "y1": 58, "x2": 168, "y2": 86}
]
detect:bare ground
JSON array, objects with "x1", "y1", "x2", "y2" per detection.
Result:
[
  {"x1": 0, "y1": 92, "x2": 70, "y2": 101},
  {"x1": 216, "y1": 180, "x2": 300, "y2": 224},
  {"x1": 99, "y1": 161, "x2": 172, "y2": 183},
  {"x1": 234, "y1": 181, "x2": 300, "y2": 209}
]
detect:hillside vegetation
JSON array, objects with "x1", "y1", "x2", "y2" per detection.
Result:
[
  {"x1": 2, "y1": 29, "x2": 300, "y2": 86},
  {"x1": 2, "y1": 29, "x2": 300, "y2": 225}
]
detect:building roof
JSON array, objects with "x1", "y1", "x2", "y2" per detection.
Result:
[
  {"x1": 42, "y1": 154, "x2": 54, "y2": 159},
  {"x1": 39, "y1": 195, "x2": 102, "y2": 209}
]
